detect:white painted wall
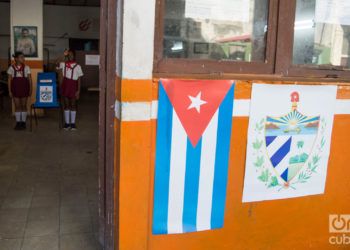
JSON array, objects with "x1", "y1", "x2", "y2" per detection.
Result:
[
  {"x1": 44, "y1": 5, "x2": 100, "y2": 60},
  {"x1": 11, "y1": 0, "x2": 43, "y2": 60},
  {"x1": 44, "y1": 5, "x2": 99, "y2": 40},
  {"x1": 121, "y1": 0, "x2": 156, "y2": 79}
]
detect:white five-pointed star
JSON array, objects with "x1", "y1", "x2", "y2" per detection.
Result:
[{"x1": 187, "y1": 92, "x2": 207, "y2": 113}]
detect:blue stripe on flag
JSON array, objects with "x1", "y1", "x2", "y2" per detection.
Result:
[
  {"x1": 152, "y1": 83, "x2": 173, "y2": 235},
  {"x1": 182, "y1": 138, "x2": 202, "y2": 233},
  {"x1": 211, "y1": 84, "x2": 235, "y2": 230},
  {"x1": 270, "y1": 137, "x2": 292, "y2": 168},
  {"x1": 265, "y1": 136, "x2": 277, "y2": 147}
]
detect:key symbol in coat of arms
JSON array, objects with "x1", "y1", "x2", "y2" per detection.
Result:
[{"x1": 264, "y1": 92, "x2": 320, "y2": 187}]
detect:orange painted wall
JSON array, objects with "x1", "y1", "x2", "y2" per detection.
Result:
[
  {"x1": 117, "y1": 79, "x2": 350, "y2": 250},
  {"x1": 0, "y1": 58, "x2": 8, "y2": 71}
]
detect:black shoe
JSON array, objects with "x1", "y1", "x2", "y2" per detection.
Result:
[
  {"x1": 70, "y1": 124, "x2": 77, "y2": 131},
  {"x1": 63, "y1": 123, "x2": 71, "y2": 131},
  {"x1": 21, "y1": 122, "x2": 26, "y2": 130},
  {"x1": 14, "y1": 122, "x2": 21, "y2": 130}
]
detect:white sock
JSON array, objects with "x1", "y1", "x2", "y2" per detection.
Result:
[
  {"x1": 15, "y1": 112, "x2": 21, "y2": 122},
  {"x1": 21, "y1": 112, "x2": 27, "y2": 122},
  {"x1": 64, "y1": 110, "x2": 70, "y2": 124},
  {"x1": 70, "y1": 111, "x2": 76, "y2": 124}
]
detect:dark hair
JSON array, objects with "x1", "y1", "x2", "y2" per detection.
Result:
[
  {"x1": 22, "y1": 28, "x2": 29, "y2": 33},
  {"x1": 13, "y1": 51, "x2": 24, "y2": 58},
  {"x1": 65, "y1": 49, "x2": 75, "y2": 61}
]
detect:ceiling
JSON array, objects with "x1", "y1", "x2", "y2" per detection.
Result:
[{"x1": 0, "y1": 0, "x2": 100, "y2": 7}]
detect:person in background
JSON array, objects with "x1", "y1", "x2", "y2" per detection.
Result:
[
  {"x1": 16, "y1": 28, "x2": 36, "y2": 57},
  {"x1": 7, "y1": 52, "x2": 33, "y2": 130},
  {"x1": 57, "y1": 49, "x2": 83, "y2": 131}
]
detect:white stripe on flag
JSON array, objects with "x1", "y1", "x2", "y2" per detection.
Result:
[
  {"x1": 267, "y1": 136, "x2": 290, "y2": 158},
  {"x1": 196, "y1": 111, "x2": 219, "y2": 231},
  {"x1": 167, "y1": 111, "x2": 187, "y2": 234}
]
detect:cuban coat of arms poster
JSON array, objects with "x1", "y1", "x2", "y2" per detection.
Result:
[{"x1": 242, "y1": 84, "x2": 337, "y2": 202}]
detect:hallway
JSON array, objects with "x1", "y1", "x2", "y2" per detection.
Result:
[{"x1": 0, "y1": 92, "x2": 101, "y2": 250}]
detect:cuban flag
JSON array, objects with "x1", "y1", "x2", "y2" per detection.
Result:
[{"x1": 153, "y1": 79, "x2": 235, "y2": 235}]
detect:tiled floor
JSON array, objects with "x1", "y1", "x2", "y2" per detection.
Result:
[{"x1": 0, "y1": 92, "x2": 102, "y2": 250}]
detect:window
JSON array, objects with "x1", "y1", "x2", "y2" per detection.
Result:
[
  {"x1": 154, "y1": 0, "x2": 278, "y2": 74},
  {"x1": 163, "y1": 0, "x2": 269, "y2": 62},
  {"x1": 155, "y1": 0, "x2": 350, "y2": 80},
  {"x1": 293, "y1": 0, "x2": 350, "y2": 68}
]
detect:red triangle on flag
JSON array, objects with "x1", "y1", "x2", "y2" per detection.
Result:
[{"x1": 160, "y1": 79, "x2": 233, "y2": 147}]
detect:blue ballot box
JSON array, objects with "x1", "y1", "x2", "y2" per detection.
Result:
[
  {"x1": 30, "y1": 72, "x2": 62, "y2": 131},
  {"x1": 34, "y1": 72, "x2": 59, "y2": 108}
]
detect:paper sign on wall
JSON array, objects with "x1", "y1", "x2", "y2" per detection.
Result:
[
  {"x1": 315, "y1": 0, "x2": 350, "y2": 25},
  {"x1": 85, "y1": 55, "x2": 100, "y2": 66},
  {"x1": 242, "y1": 84, "x2": 337, "y2": 202},
  {"x1": 185, "y1": 0, "x2": 250, "y2": 22}
]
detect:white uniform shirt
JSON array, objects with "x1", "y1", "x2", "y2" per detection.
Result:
[
  {"x1": 59, "y1": 62, "x2": 84, "y2": 80},
  {"x1": 7, "y1": 65, "x2": 31, "y2": 77}
]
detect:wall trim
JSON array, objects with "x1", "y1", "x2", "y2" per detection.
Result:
[{"x1": 115, "y1": 99, "x2": 350, "y2": 121}]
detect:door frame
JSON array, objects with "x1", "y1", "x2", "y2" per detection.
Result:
[{"x1": 98, "y1": 0, "x2": 118, "y2": 249}]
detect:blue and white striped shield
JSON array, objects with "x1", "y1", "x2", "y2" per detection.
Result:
[{"x1": 265, "y1": 109, "x2": 320, "y2": 184}]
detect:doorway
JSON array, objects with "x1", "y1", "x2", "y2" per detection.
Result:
[{"x1": 0, "y1": 0, "x2": 116, "y2": 249}]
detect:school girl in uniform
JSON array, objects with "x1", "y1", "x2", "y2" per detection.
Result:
[
  {"x1": 58, "y1": 50, "x2": 83, "y2": 130},
  {"x1": 7, "y1": 52, "x2": 33, "y2": 130}
]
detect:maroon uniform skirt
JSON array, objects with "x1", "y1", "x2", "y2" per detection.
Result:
[
  {"x1": 61, "y1": 77, "x2": 78, "y2": 99},
  {"x1": 11, "y1": 77, "x2": 30, "y2": 98}
]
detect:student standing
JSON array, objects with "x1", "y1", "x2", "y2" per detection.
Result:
[
  {"x1": 58, "y1": 50, "x2": 83, "y2": 130},
  {"x1": 7, "y1": 52, "x2": 33, "y2": 130}
]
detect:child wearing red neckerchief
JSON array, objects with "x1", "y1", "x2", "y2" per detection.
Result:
[
  {"x1": 57, "y1": 49, "x2": 84, "y2": 130},
  {"x1": 7, "y1": 52, "x2": 33, "y2": 130}
]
